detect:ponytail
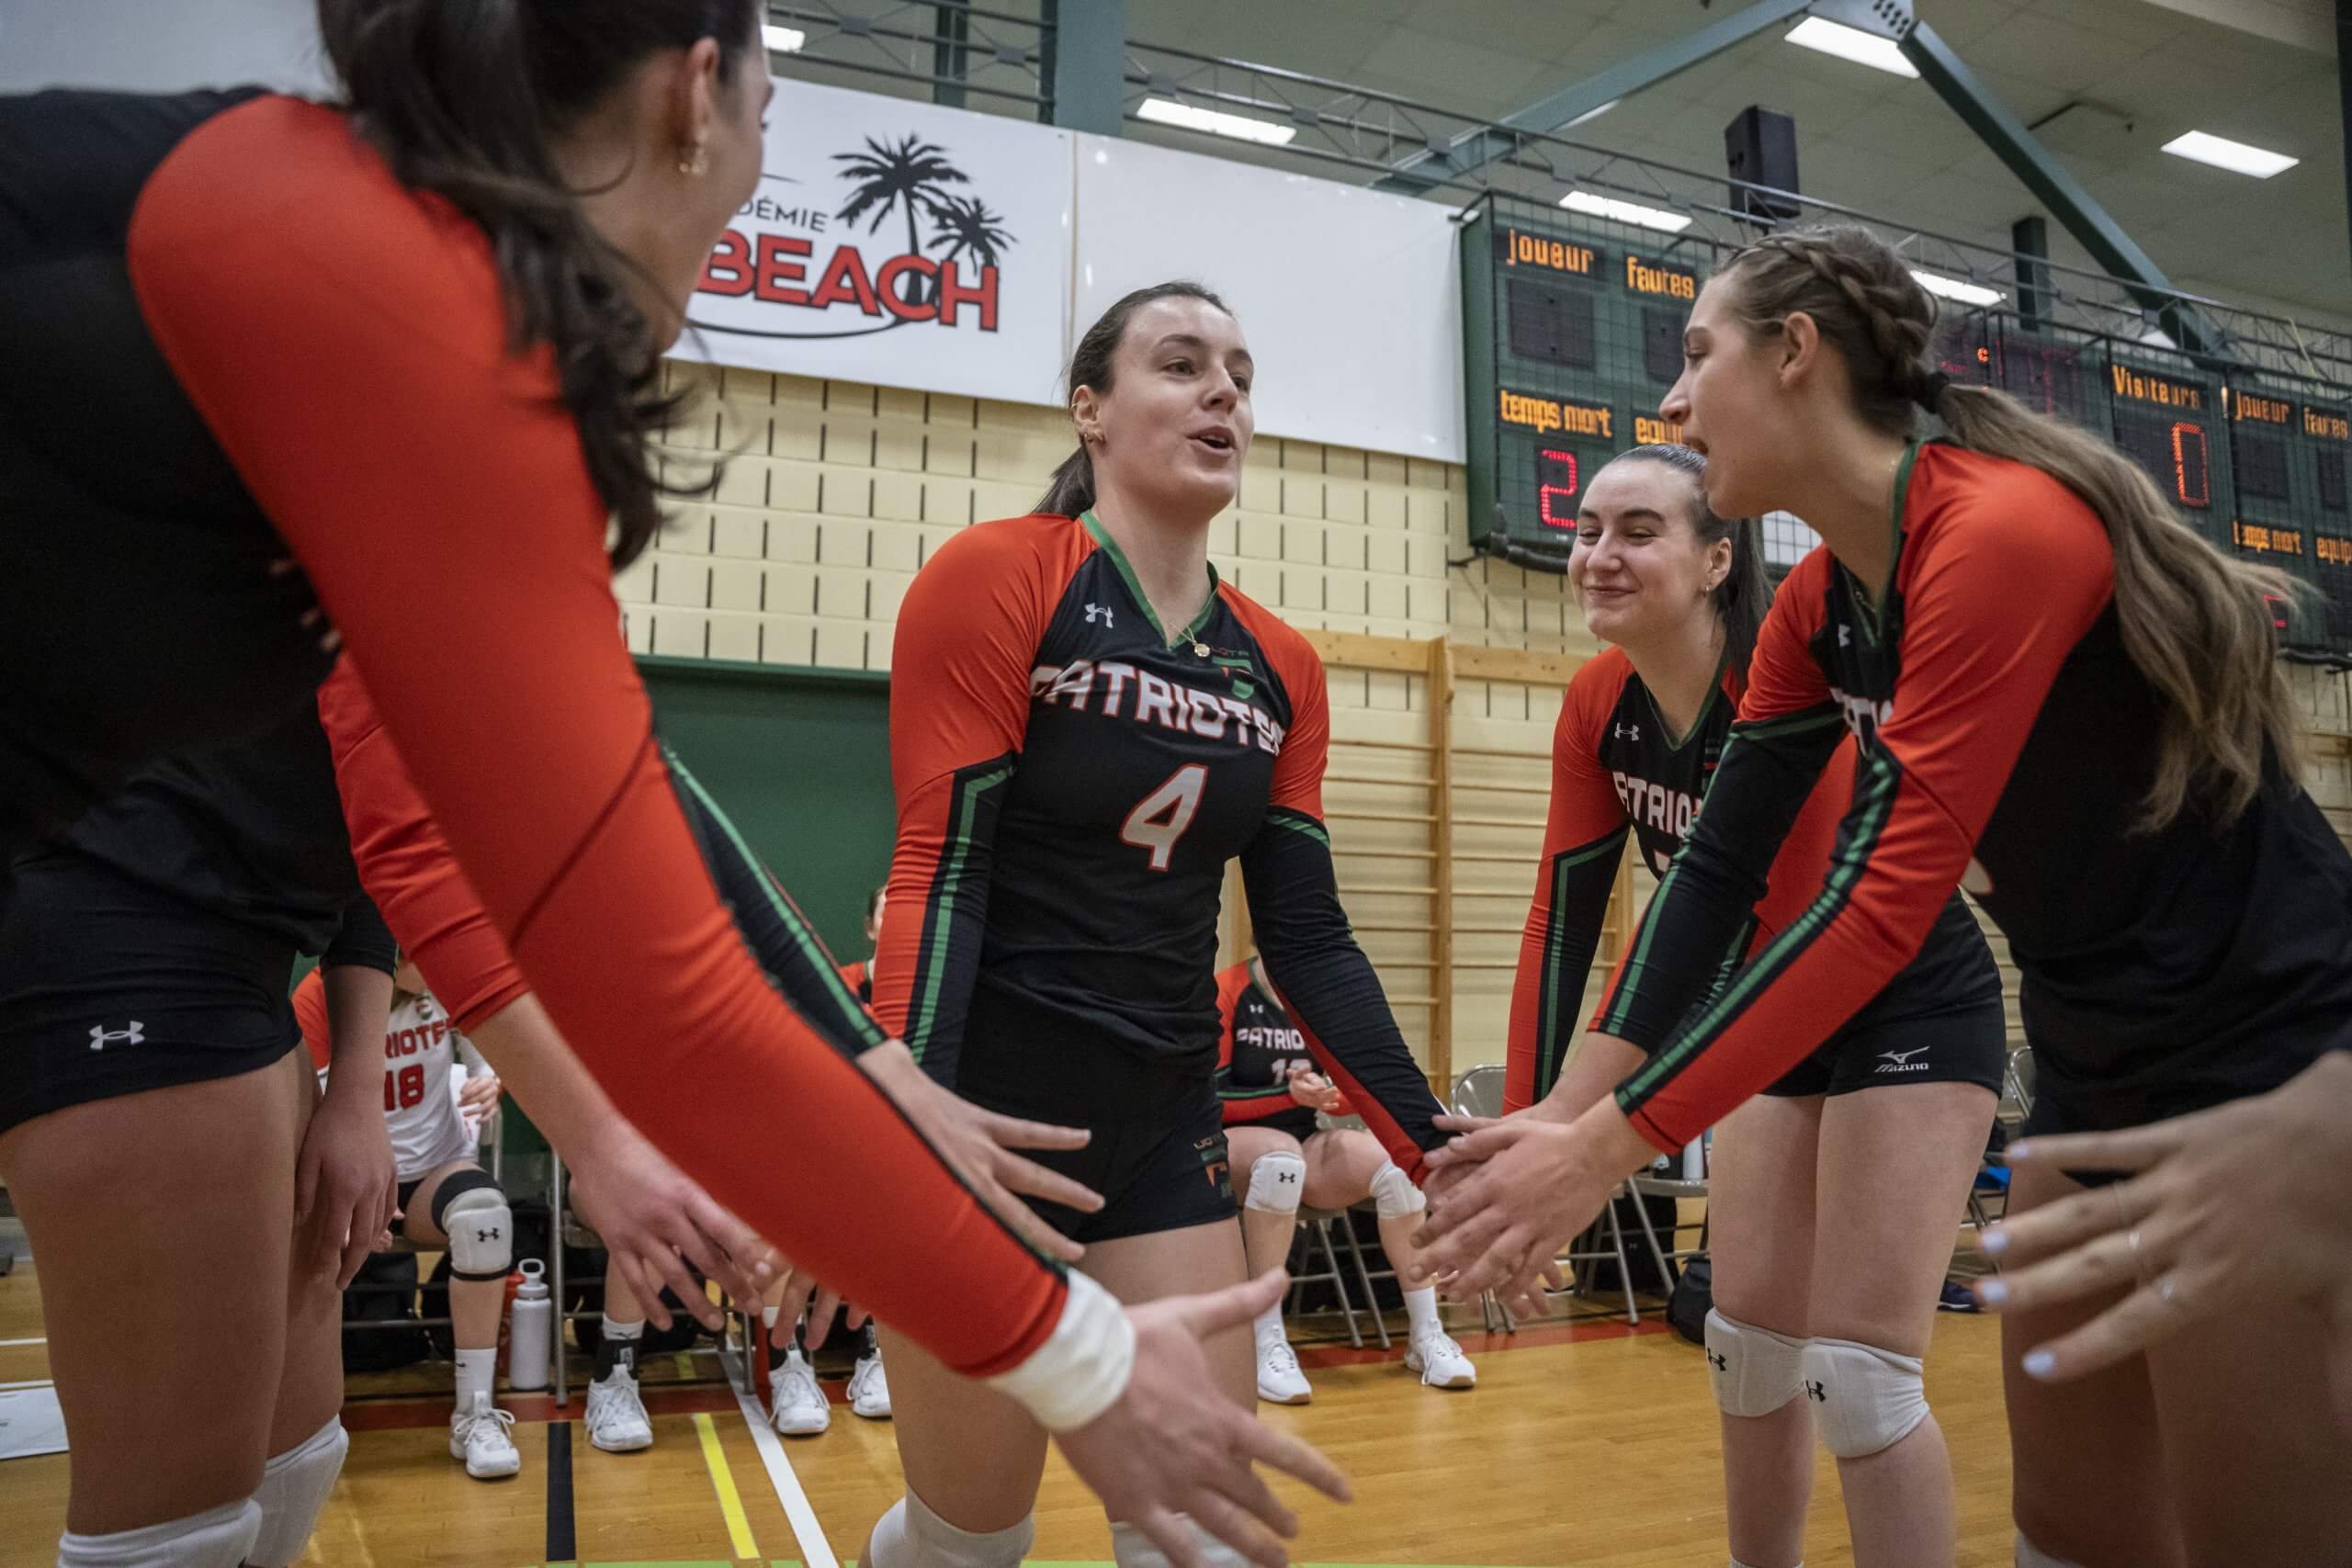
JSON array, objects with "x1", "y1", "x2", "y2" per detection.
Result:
[
  {"x1": 1718, "y1": 224, "x2": 2301, "y2": 829},
  {"x1": 317, "y1": 0, "x2": 760, "y2": 570}
]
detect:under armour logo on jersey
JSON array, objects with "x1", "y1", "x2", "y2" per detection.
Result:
[
  {"x1": 1805, "y1": 1380, "x2": 1827, "y2": 1403},
  {"x1": 1613, "y1": 722, "x2": 1640, "y2": 742},
  {"x1": 1876, "y1": 1046, "x2": 1931, "y2": 1074},
  {"x1": 1084, "y1": 602, "x2": 1114, "y2": 627},
  {"x1": 1839, "y1": 625, "x2": 1853, "y2": 648},
  {"x1": 87, "y1": 1022, "x2": 145, "y2": 1051}
]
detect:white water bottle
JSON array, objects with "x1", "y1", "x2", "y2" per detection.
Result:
[{"x1": 507, "y1": 1258, "x2": 551, "y2": 1392}]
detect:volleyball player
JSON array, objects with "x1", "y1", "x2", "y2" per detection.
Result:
[
  {"x1": 1216, "y1": 954, "x2": 1474, "y2": 1403},
  {"x1": 0, "y1": 6, "x2": 1347, "y2": 1562},
  {"x1": 864, "y1": 282, "x2": 1446, "y2": 1568},
  {"x1": 842, "y1": 886, "x2": 885, "y2": 1004},
  {"x1": 1417, "y1": 224, "x2": 2352, "y2": 1565},
  {"x1": 1506, "y1": 444, "x2": 2004, "y2": 1568}
]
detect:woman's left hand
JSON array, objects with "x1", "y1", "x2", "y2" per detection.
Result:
[
  {"x1": 1408, "y1": 1100, "x2": 1656, "y2": 1312},
  {"x1": 457, "y1": 1072, "x2": 503, "y2": 1132},
  {"x1": 1976, "y1": 1052, "x2": 2352, "y2": 1425},
  {"x1": 295, "y1": 1083, "x2": 400, "y2": 1290}
]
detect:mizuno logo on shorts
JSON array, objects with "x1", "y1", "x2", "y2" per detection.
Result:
[{"x1": 1875, "y1": 1046, "x2": 1930, "y2": 1074}]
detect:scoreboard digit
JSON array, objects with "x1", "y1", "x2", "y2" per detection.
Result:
[{"x1": 2107, "y1": 357, "x2": 2218, "y2": 515}]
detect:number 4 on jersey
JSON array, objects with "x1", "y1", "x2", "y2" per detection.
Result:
[{"x1": 1122, "y1": 763, "x2": 1207, "y2": 872}]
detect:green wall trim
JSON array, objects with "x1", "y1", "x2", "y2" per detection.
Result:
[{"x1": 634, "y1": 654, "x2": 891, "y2": 694}]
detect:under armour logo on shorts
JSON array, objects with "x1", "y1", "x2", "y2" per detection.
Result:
[{"x1": 87, "y1": 1021, "x2": 145, "y2": 1051}]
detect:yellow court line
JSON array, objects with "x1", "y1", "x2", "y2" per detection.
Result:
[{"x1": 690, "y1": 1410, "x2": 761, "y2": 1562}]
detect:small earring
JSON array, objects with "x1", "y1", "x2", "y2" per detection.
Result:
[{"x1": 677, "y1": 142, "x2": 709, "y2": 177}]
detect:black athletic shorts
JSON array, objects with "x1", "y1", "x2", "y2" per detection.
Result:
[
  {"x1": 956, "y1": 1029, "x2": 1237, "y2": 1246},
  {"x1": 1227, "y1": 1105, "x2": 1321, "y2": 1145},
  {"x1": 0, "y1": 849, "x2": 300, "y2": 1134},
  {"x1": 1761, "y1": 998, "x2": 2009, "y2": 1100}
]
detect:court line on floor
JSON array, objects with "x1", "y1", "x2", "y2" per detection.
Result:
[
  {"x1": 725, "y1": 1348, "x2": 839, "y2": 1568},
  {"x1": 546, "y1": 1420, "x2": 577, "y2": 1565},
  {"x1": 0, "y1": 1378, "x2": 53, "y2": 1391},
  {"x1": 0, "y1": 1336, "x2": 46, "y2": 1347},
  {"x1": 692, "y1": 1411, "x2": 762, "y2": 1561}
]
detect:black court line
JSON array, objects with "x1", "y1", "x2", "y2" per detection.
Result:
[{"x1": 546, "y1": 1419, "x2": 576, "y2": 1563}]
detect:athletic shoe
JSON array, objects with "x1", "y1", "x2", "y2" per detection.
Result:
[
  {"x1": 848, "y1": 1350, "x2": 892, "y2": 1420},
  {"x1": 584, "y1": 1368, "x2": 654, "y2": 1452},
  {"x1": 449, "y1": 1391, "x2": 522, "y2": 1479},
  {"x1": 1406, "y1": 1330, "x2": 1476, "y2": 1390},
  {"x1": 1256, "y1": 1339, "x2": 1312, "y2": 1404},
  {"x1": 767, "y1": 1347, "x2": 830, "y2": 1436},
  {"x1": 1938, "y1": 1279, "x2": 1983, "y2": 1313}
]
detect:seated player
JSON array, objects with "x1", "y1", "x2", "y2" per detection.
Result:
[
  {"x1": 761, "y1": 881, "x2": 895, "y2": 1433},
  {"x1": 1216, "y1": 954, "x2": 1474, "y2": 1402},
  {"x1": 298, "y1": 960, "x2": 657, "y2": 1472}
]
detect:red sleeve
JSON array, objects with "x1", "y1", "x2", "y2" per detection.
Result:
[
  {"x1": 319, "y1": 660, "x2": 530, "y2": 1032},
  {"x1": 130, "y1": 99, "x2": 1065, "y2": 1379},
  {"x1": 872, "y1": 516, "x2": 1079, "y2": 1079},
  {"x1": 839, "y1": 960, "x2": 868, "y2": 990},
  {"x1": 1257, "y1": 615, "x2": 1328, "y2": 822},
  {"x1": 293, "y1": 968, "x2": 332, "y2": 1073},
  {"x1": 1617, "y1": 457, "x2": 2112, "y2": 1148},
  {"x1": 1504, "y1": 653, "x2": 1634, "y2": 1113}
]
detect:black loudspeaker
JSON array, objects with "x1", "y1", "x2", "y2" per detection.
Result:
[{"x1": 1724, "y1": 106, "x2": 1801, "y2": 221}]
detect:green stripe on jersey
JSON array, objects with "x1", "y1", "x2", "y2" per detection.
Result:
[
  {"x1": 1536, "y1": 829, "x2": 1627, "y2": 1092},
  {"x1": 907, "y1": 760, "x2": 1015, "y2": 1061},
  {"x1": 665, "y1": 749, "x2": 884, "y2": 1049}
]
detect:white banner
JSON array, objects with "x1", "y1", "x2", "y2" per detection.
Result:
[
  {"x1": 678, "y1": 76, "x2": 1074, "y2": 406},
  {"x1": 1072, "y1": 135, "x2": 1465, "y2": 463}
]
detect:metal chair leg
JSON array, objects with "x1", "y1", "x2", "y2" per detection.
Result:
[
  {"x1": 1333, "y1": 1215, "x2": 1393, "y2": 1350},
  {"x1": 549, "y1": 1155, "x2": 568, "y2": 1408},
  {"x1": 1602, "y1": 1196, "x2": 1639, "y2": 1326},
  {"x1": 1311, "y1": 1219, "x2": 1363, "y2": 1349}
]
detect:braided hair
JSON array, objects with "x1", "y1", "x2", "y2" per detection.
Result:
[{"x1": 1713, "y1": 224, "x2": 2301, "y2": 829}]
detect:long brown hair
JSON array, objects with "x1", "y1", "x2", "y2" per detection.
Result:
[
  {"x1": 1715, "y1": 224, "x2": 2300, "y2": 829},
  {"x1": 1036, "y1": 281, "x2": 1235, "y2": 516},
  {"x1": 1600, "y1": 444, "x2": 1771, "y2": 686},
  {"x1": 317, "y1": 0, "x2": 761, "y2": 570}
]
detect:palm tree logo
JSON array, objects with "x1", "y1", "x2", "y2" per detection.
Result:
[
  {"x1": 834, "y1": 134, "x2": 967, "y2": 307},
  {"x1": 926, "y1": 194, "x2": 1014, "y2": 276}
]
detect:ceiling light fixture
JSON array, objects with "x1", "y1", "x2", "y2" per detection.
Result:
[
  {"x1": 1560, "y1": 189, "x2": 1691, "y2": 232},
  {"x1": 1910, "y1": 268, "x2": 2005, "y2": 307},
  {"x1": 1784, "y1": 17, "x2": 1918, "y2": 77},
  {"x1": 1136, "y1": 96, "x2": 1298, "y2": 147},
  {"x1": 1566, "y1": 99, "x2": 1620, "y2": 128},
  {"x1": 763, "y1": 23, "x2": 807, "y2": 52},
  {"x1": 2161, "y1": 130, "x2": 2297, "y2": 178}
]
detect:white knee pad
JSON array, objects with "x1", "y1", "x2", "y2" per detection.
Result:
[
  {"x1": 246, "y1": 1416, "x2": 347, "y2": 1567},
  {"x1": 1242, "y1": 1149, "x2": 1305, "y2": 1216},
  {"x1": 1111, "y1": 1517, "x2": 1250, "y2": 1568},
  {"x1": 1800, "y1": 1337, "x2": 1929, "y2": 1458},
  {"x1": 865, "y1": 1490, "x2": 1033, "y2": 1568},
  {"x1": 438, "y1": 1183, "x2": 513, "y2": 1280},
  {"x1": 56, "y1": 1498, "x2": 262, "y2": 1567},
  {"x1": 2014, "y1": 1532, "x2": 2088, "y2": 1568},
  {"x1": 1703, "y1": 1309, "x2": 1807, "y2": 1417},
  {"x1": 1368, "y1": 1158, "x2": 1424, "y2": 1219}
]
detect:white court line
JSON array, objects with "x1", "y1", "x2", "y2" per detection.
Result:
[
  {"x1": 0, "y1": 1379, "x2": 53, "y2": 1392},
  {"x1": 0, "y1": 1337, "x2": 46, "y2": 1348},
  {"x1": 722, "y1": 1347, "x2": 839, "y2": 1568}
]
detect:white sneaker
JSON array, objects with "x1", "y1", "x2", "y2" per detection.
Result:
[
  {"x1": 767, "y1": 1348, "x2": 830, "y2": 1436},
  {"x1": 584, "y1": 1367, "x2": 654, "y2": 1452},
  {"x1": 1406, "y1": 1330, "x2": 1476, "y2": 1390},
  {"x1": 1256, "y1": 1338, "x2": 1312, "y2": 1404},
  {"x1": 449, "y1": 1391, "x2": 522, "y2": 1478},
  {"x1": 848, "y1": 1350, "x2": 891, "y2": 1420}
]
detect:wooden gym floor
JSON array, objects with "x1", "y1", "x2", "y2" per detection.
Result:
[{"x1": 0, "y1": 1247, "x2": 2021, "y2": 1568}]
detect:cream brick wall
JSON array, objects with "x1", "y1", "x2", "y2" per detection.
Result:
[{"x1": 626, "y1": 362, "x2": 2352, "y2": 1091}]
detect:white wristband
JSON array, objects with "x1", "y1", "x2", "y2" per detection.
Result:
[{"x1": 986, "y1": 1270, "x2": 1134, "y2": 1433}]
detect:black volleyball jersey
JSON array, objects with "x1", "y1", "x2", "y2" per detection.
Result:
[
  {"x1": 874, "y1": 511, "x2": 1443, "y2": 1178},
  {"x1": 1506, "y1": 643, "x2": 1998, "y2": 1112},
  {"x1": 1214, "y1": 961, "x2": 1351, "y2": 1126},
  {"x1": 1610, "y1": 441, "x2": 2352, "y2": 1148}
]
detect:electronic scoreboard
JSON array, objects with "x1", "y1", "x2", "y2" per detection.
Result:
[{"x1": 1461, "y1": 192, "x2": 2352, "y2": 660}]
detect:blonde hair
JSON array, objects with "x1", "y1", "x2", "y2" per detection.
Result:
[{"x1": 1716, "y1": 224, "x2": 2300, "y2": 829}]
